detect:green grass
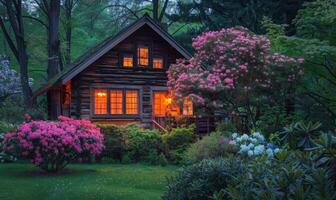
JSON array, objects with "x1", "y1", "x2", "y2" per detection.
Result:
[{"x1": 0, "y1": 163, "x2": 177, "y2": 200}]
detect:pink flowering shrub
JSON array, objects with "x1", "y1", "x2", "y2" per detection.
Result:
[
  {"x1": 3, "y1": 116, "x2": 104, "y2": 172},
  {"x1": 168, "y1": 27, "x2": 304, "y2": 126}
]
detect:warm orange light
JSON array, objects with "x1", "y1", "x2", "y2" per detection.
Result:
[
  {"x1": 164, "y1": 97, "x2": 172, "y2": 105},
  {"x1": 97, "y1": 92, "x2": 106, "y2": 97},
  {"x1": 138, "y1": 47, "x2": 149, "y2": 66},
  {"x1": 153, "y1": 58, "x2": 163, "y2": 69}
]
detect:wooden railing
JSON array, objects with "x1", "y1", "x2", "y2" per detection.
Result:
[
  {"x1": 152, "y1": 115, "x2": 217, "y2": 135},
  {"x1": 152, "y1": 113, "x2": 248, "y2": 135}
]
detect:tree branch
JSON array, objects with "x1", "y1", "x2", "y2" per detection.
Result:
[
  {"x1": 0, "y1": 17, "x2": 19, "y2": 60},
  {"x1": 159, "y1": 0, "x2": 169, "y2": 22},
  {"x1": 23, "y1": 15, "x2": 48, "y2": 28}
]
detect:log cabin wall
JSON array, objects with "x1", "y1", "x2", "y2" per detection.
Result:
[{"x1": 69, "y1": 24, "x2": 184, "y2": 128}]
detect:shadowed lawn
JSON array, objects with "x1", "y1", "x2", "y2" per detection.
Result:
[{"x1": 0, "y1": 163, "x2": 177, "y2": 200}]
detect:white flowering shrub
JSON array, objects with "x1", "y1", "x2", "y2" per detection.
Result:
[
  {"x1": 230, "y1": 132, "x2": 280, "y2": 158},
  {"x1": 0, "y1": 56, "x2": 33, "y2": 101}
]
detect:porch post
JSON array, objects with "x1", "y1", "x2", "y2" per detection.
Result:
[{"x1": 47, "y1": 88, "x2": 62, "y2": 120}]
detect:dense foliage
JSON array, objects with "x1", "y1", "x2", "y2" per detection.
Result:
[
  {"x1": 97, "y1": 124, "x2": 195, "y2": 165},
  {"x1": 168, "y1": 27, "x2": 304, "y2": 129},
  {"x1": 3, "y1": 116, "x2": 104, "y2": 172},
  {"x1": 162, "y1": 126, "x2": 195, "y2": 164},
  {"x1": 163, "y1": 131, "x2": 336, "y2": 200},
  {"x1": 162, "y1": 157, "x2": 244, "y2": 200},
  {"x1": 185, "y1": 132, "x2": 237, "y2": 163}
]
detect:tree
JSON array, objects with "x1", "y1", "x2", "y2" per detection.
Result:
[
  {"x1": 168, "y1": 27, "x2": 304, "y2": 129},
  {"x1": 62, "y1": 0, "x2": 78, "y2": 65},
  {"x1": 262, "y1": 0, "x2": 336, "y2": 128},
  {"x1": 32, "y1": 0, "x2": 61, "y2": 78},
  {"x1": 151, "y1": 0, "x2": 169, "y2": 23},
  {"x1": 0, "y1": 0, "x2": 33, "y2": 107}
]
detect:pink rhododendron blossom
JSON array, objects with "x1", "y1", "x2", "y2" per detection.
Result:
[
  {"x1": 3, "y1": 116, "x2": 104, "y2": 172},
  {"x1": 167, "y1": 27, "x2": 304, "y2": 109}
]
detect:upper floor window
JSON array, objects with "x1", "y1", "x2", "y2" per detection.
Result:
[
  {"x1": 123, "y1": 55, "x2": 133, "y2": 68},
  {"x1": 153, "y1": 58, "x2": 163, "y2": 69},
  {"x1": 138, "y1": 47, "x2": 149, "y2": 66}
]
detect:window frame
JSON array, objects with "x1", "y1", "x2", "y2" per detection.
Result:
[
  {"x1": 137, "y1": 45, "x2": 149, "y2": 67},
  {"x1": 122, "y1": 53, "x2": 134, "y2": 68},
  {"x1": 152, "y1": 90, "x2": 169, "y2": 117},
  {"x1": 152, "y1": 56, "x2": 164, "y2": 69},
  {"x1": 91, "y1": 86, "x2": 141, "y2": 118}
]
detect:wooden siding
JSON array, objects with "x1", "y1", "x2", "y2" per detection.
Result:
[{"x1": 69, "y1": 24, "x2": 183, "y2": 127}]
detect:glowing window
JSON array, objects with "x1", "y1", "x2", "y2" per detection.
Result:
[
  {"x1": 183, "y1": 98, "x2": 193, "y2": 116},
  {"x1": 125, "y1": 90, "x2": 139, "y2": 114},
  {"x1": 153, "y1": 58, "x2": 163, "y2": 69},
  {"x1": 123, "y1": 55, "x2": 133, "y2": 68},
  {"x1": 110, "y1": 90, "x2": 123, "y2": 114},
  {"x1": 138, "y1": 47, "x2": 149, "y2": 66},
  {"x1": 94, "y1": 89, "x2": 108, "y2": 114},
  {"x1": 153, "y1": 91, "x2": 168, "y2": 116}
]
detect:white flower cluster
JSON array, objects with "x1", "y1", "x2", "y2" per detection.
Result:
[{"x1": 231, "y1": 132, "x2": 280, "y2": 158}]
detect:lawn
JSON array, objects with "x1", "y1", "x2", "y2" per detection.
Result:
[{"x1": 0, "y1": 163, "x2": 177, "y2": 200}]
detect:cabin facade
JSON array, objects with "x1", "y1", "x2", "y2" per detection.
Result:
[{"x1": 35, "y1": 15, "x2": 201, "y2": 130}]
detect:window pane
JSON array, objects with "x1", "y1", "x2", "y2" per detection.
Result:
[
  {"x1": 110, "y1": 89, "x2": 123, "y2": 114},
  {"x1": 183, "y1": 97, "x2": 193, "y2": 116},
  {"x1": 153, "y1": 58, "x2": 163, "y2": 69},
  {"x1": 125, "y1": 90, "x2": 139, "y2": 114},
  {"x1": 94, "y1": 89, "x2": 107, "y2": 114},
  {"x1": 138, "y1": 47, "x2": 149, "y2": 66},
  {"x1": 123, "y1": 55, "x2": 133, "y2": 68},
  {"x1": 153, "y1": 91, "x2": 168, "y2": 116}
]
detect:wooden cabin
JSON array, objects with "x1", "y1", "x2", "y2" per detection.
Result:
[{"x1": 35, "y1": 15, "x2": 208, "y2": 130}]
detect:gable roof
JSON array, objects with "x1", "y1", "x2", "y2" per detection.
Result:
[{"x1": 34, "y1": 14, "x2": 192, "y2": 96}]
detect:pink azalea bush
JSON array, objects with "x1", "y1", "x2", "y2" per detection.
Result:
[
  {"x1": 168, "y1": 27, "x2": 304, "y2": 110},
  {"x1": 3, "y1": 116, "x2": 104, "y2": 172}
]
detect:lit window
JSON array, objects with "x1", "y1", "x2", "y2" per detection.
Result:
[
  {"x1": 183, "y1": 98, "x2": 193, "y2": 116},
  {"x1": 125, "y1": 90, "x2": 139, "y2": 114},
  {"x1": 123, "y1": 55, "x2": 133, "y2": 68},
  {"x1": 94, "y1": 89, "x2": 108, "y2": 114},
  {"x1": 110, "y1": 90, "x2": 123, "y2": 114},
  {"x1": 138, "y1": 47, "x2": 149, "y2": 66},
  {"x1": 153, "y1": 91, "x2": 168, "y2": 116},
  {"x1": 153, "y1": 58, "x2": 163, "y2": 69}
]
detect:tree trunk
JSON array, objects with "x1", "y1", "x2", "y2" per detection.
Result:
[
  {"x1": 47, "y1": 0, "x2": 61, "y2": 79},
  {"x1": 0, "y1": 0, "x2": 33, "y2": 107},
  {"x1": 64, "y1": 0, "x2": 73, "y2": 65},
  {"x1": 46, "y1": 0, "x2": 62, "y2": 119},
  {"x1": 18, "y1": 44, "x2": 33, "y2": 107},
  {"x1": 153, "y1": 0, "x2": 159, "y2": 21}
]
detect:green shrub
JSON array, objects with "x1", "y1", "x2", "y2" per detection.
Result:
[
  {"x1": 125, "y1": 124, "x2": 162, "y2": 163},
  {"x1": 163, "y1": 130, "x2": 336, "y2": 200},
  {"x1": 0, "y1": 121, "x2": 16, "y2": 133},
  {"x1": 162, "y1": 125, "x2": 195, "y2": 164},
  {"x1": 162, "y1": 157, "x2": 244, "y2": 200},
  {"x1": 226, "y1": 151, "x2": 336, "y2": 200},
  {"x1": 279, "y1": 121, "x2": 322, "y2": 150},
  {"x1": 0, "y1": 98, "x2": 46, "y2": 125},
  {"x1": 157, "y1": 153, "x2": 168, "y2": 166},
  {"x1": 0, "y1": 133, "x2": 16, "y2": 163},
  {"x1": 97, "y1": 124, "x2": 127, "y2": 162},
  {"x1": 162, "y1": 126, "x2": 195, "y2": 149},
  {"x1": 185, "y1": 132, "x2": 238, "y2": 163}
]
